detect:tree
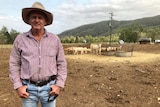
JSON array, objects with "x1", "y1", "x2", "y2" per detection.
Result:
[
  {"x1": 0, "y1": 26, "x2": 20, "y2": 44},
  {"x1": 6, "y1": 31, "x2": 12, "y2": 44},
  {"x1": 84, "y1": 35, "x2": 93, "y2": 43},
  {"x1": 75, "y1": 36, "x2": 80, "y2": 43},
  {"x1": 0, "y1": 26, "x2": 8, "y2": 44},
  {"x1": 119, "y1": 24, "x2": 143, "y2": 43},
  {"x1": 9, "y1": 29, "x2": 20, "y2": 44}
]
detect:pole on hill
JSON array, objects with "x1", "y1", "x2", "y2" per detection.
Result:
[{"x1": 109, "y1": 12, "x2": 113, "y2": 45}]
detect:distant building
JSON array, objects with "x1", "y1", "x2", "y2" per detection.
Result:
[
  {"x1": 138, "y1": 38, "x2": 152, "y2": 44},
  {"x1": 119, "y1": 40, "x2": 124, "y2": 44},
  {"x1": 155, "y1": 39, "x2": 160, "y2": 44},
  {"x1": 83, "y1": 39, "x2": 87, "y2": 43}
]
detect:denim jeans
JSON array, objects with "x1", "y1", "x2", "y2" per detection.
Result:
[{"x1": 22, "y1": 80, "x2": 56, "y2": 107}]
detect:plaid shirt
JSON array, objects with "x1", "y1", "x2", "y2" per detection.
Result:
[{"x1": 9, "y1": 30, "x2": 67, "y2": 89}]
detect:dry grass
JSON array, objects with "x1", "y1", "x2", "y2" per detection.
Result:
[
  {"x1": 1, "y1": 44, "x2": 160, "y2": 107},
  {"x1": 66, "y1": 51, "x2": 160, "y2": 63}
]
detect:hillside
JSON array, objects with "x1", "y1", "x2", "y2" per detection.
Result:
[{"x1": 59, "y1": 15, "x2": 160, "y2": 37}]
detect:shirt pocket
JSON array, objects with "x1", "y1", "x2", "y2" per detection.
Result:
[
  {"x1": 20, "y1": 46, "x2": 37, "y2": 57},
  {"x1": 45, "y1": 47, "x2": 58, "y2": 57},
  {"x1": 45, "y1": 48, "x2": 57, "y2": 65}
]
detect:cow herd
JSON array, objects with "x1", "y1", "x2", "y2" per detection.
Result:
[{"x1": 64, "y1": 43, "x2": 122, "y2": 55}]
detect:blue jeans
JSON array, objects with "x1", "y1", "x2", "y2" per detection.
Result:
[{"x1": 22, "y1": 80, "x2": 56, "y2": 107}]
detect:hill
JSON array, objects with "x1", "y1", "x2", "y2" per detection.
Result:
[{"x1": 59, "y1": 15, "x2": 160, "y2": 37}]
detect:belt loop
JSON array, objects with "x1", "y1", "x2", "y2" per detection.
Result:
[{"x1": 28, "y1": 79, "x2": 31, "y2": 84}]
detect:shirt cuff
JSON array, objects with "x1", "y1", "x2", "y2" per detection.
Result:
[
  {"x1": 14, "y1": 81, "x2": 23, "y2": 90},
  {"x1": 56, "y1": 80, "x2": 65, "y2": 88}
]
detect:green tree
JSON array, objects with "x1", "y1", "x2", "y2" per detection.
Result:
[
  {"x1": 0, "y1": 26, "x2": 8, "y2": 44},
  {"x1": 75, "y1": 36, "x2": 80, "y2": 43},
  {"x1": 84, "y1": 35, "x2": 94, "y2": 43},
  {"x1": 5, "y1": 31, "x2": 12, "y2": 44},
  {"x1": 119, "y1": 24, "x2": 143, "y2": 43},
  {"x1": 0, "y1": 26, "x2": 20, "y2": 44},
  {"x1": 69, "y1": 36, "x2": 76, "y2": 43},
  {"x1": 9, "y1": 29, "x2": 20, "y2": 44}
]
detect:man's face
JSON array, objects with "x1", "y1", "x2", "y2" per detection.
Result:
[{"x1": 28, "y1": 12, "x2": 47, "y2": 30}]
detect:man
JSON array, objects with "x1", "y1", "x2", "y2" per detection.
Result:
[{"x1": 9, "y1": 2, "x2": 67, "y2": 107}]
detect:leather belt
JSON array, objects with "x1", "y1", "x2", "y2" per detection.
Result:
[{"x1": 24, "y1": 75, "x2": 57, "y2": 86}]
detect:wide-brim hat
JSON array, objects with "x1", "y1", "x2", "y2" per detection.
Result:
[{"x1": 22, "y1": 2, "x2": 53, "y2": 26}]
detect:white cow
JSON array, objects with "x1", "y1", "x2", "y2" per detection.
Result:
[
  {"x1": 65, "y1": 47, "x2": 90, "y2": 55},
  {"x1": 90, "y1": 43, "x2": 102, "y2": 55},
  {"x1": 106, "y1": 45, "x2": 122, "y2": 51},
  {"x1": 72, "y1": 47, "x2": 86, "y2": 55}
]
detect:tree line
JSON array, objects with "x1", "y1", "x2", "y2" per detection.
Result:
[
  {"x1": 1, "y1": 24, "x2": 160, "y2": 44},
  {"x1": 60, "y1": 24, "x2": 160, "y2": 43},
  {"x1": 0, "y1": 26, "x2": 20, "y2": 44}
]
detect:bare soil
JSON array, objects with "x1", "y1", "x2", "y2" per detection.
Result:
[{"x1": 0, "y1": 44, "x2": 160, "y2": 107}]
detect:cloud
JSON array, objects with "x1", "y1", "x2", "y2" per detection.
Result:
[
  {"x1": 0, "y1": 16, "x2": 30, "y2": 32},
  {"x1": 1, "y1": 0, "x2": 160, "y2": 34},
  {"x1": 53, "y1": 1, "x2": 109, "y2": 33},
  {"x1": 50, "y1": 0, "x2": 160, "y2": 33},
  {"x1": 109, "y1": 0, "x2": 160, "y2": 20}
]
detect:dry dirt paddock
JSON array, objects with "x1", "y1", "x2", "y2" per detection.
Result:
[{"x1": 0, "y1": 44, "x2": 160, "y2": 107}]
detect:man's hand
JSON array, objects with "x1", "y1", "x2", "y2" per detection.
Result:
[
  {"x1": 16, "y1": 86, "x2": 29, "y2": 98},
  {"x1": 50, "y1": 85, "x2": 60, "y2": 96}
]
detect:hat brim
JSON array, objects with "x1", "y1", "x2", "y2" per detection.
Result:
[{"x1": 22, "y1": 8, "x2": 53, "y2": 26}]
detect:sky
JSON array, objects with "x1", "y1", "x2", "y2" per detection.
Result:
[{"x1": 0, "y1": 0, "x2": 160, "y2": 34}]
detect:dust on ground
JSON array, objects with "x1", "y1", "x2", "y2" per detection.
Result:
[{"x1": 0, "y1": 44, "x2": 160, "y2": 107}]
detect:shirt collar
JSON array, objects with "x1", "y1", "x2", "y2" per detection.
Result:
[{"x1": 26, "y1": 29, "x2": 49, "y2": 38}]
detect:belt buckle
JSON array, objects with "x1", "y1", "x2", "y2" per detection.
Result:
[{"x1": 36, "y1": 81, "x2": 43, "y2": 86}]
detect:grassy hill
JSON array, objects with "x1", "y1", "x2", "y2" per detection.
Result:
[{"x1": 59, "y1": 15, "x2": 160, "y2": 37}]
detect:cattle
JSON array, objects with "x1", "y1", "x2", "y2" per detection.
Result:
[
  {"x1": 90, "y1": 43, "x2": 102, "y2": 55},
  {"x1": 106, "y1": 45, "x2": 122, "y2": 51},
  {"x1": 116, "y1": 45, "x2": 122, "y2": 51},
  {"x1": 73, "y1": 47, "x2": 87, "y2": 55},
  {"x1": 64, "y1": 47, "x2": 75, "y2": 54},
  {"x1": 64, "y1": 47, "x2": 89, "y2": 55}
]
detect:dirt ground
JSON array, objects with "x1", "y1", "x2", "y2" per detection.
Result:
[{"x1": 0, "y1": 44, "x2": 160, "y2": 107}]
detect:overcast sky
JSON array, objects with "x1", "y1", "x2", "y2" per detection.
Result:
[{"x1": 0, "y1": 0, "x2": 160, "y2": 34}]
